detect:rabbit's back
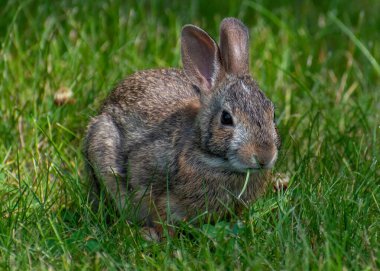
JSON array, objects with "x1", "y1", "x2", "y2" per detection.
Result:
[
  {"x1": 90, "y1": 68, "x2": 200, "y2": 174},
  {"x1": 102, "y1": 68, "x2": 198, "y2": 124}
]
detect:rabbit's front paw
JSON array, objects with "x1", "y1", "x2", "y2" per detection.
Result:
[{"x1": 273, "y1": 173, "x2": 289, "y2": 192}]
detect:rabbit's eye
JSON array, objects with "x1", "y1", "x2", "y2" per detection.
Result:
[{"x1": 221, "y1": 110, "x2": 233, "y2": 126}]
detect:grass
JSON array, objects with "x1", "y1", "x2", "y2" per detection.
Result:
[{"x1": 0, "y1": 0, "x2": 379, "y2": 269}]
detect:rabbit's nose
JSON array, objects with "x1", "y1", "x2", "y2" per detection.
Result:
[
  {"x1": 252, "y1": 151, "x2": 277, "y2": 169},
  {"x1": 251, "y1": 155, "x2": 266, "y2": 168}
]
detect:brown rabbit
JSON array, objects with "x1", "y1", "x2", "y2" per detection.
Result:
[{"x1": 84, "y1": 18, "x2": 281, "y2": 237}]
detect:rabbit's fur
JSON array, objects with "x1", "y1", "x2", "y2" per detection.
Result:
[{"x1": 84, "y1": 18, "x2": 281, "y2": 231}]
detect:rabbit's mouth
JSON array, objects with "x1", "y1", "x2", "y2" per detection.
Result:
[
  {"x1": 227, "y1": 151, "x2": 277, "y2": 173},
  {"x1": 199, "y1": 153, "x2": 268, "y2": 174},
  {"x1": 228, "y1": 157, "x2": 265, "y2": 173}
]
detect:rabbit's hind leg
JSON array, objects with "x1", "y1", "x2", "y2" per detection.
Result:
[{"x1": 84, "y1": 113, "x2": 129, "y2": 211}]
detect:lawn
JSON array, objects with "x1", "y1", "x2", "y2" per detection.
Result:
[{"x1": 0, "y1": 0, "x2": 379, "y2": 270}]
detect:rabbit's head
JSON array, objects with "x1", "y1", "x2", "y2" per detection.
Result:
[{"x1": 181, "y1": 18, "x2": 280, "y2": 173}]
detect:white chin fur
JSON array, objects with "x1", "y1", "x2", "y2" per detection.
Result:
[
  {"x1": 227, "y1": 155, "x2": 259, "y2": 173},
  {"x1": 200, "y1": 152, "x2": 276, "y2": 173},
  {"x1": 200, "y1": 154, "x2": 250, "y2": 173}
]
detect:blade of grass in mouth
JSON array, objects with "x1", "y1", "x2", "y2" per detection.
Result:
[{"x1": 238, "y1": 170, "x2": 251, "y2": 199}]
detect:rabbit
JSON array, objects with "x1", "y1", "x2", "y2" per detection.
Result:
[{"x1": 84, "y1": 17, "x2": 282, "y2": 238}]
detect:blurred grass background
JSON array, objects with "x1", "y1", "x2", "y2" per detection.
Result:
[{"x1": 0, "y1": 0, "x2": 379, "y2": 270}]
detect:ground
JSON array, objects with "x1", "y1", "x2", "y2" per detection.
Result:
[{"x1": 0, "y1": 0, "x2": 379, "y2": 270}]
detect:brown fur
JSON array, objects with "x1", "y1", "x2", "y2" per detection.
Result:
[{"x1": 84, "y1": 18, "x2": 281, "y2": 231}]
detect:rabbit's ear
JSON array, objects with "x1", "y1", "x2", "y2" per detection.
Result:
[
  {"x1": 181, "y1": 25, "x2": 223, "y2": 91},
  {"x1": 219, "y1": 18, "x2": 249, "y2": 76}
]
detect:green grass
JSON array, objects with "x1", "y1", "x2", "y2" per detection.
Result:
[{"x1": 1, "y1": 0, "x2": 379, "y2": 270}]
